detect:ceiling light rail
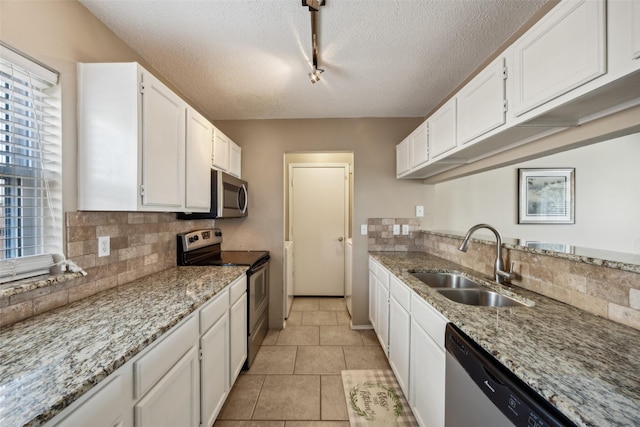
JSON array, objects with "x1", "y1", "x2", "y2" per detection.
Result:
[{"x1": 302, "y1": 0, "x2": 325, "y2": 83}]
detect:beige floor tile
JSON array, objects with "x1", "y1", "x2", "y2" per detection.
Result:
[
  {"x1": 335, "y1": 311, "x2": 351, "y2": 326},
  {"x1": 247, "y1": 346, "x2": 297, "y2": 374},
  {"x1": 277, "y1": 325, "x2": 320, "y2": 345},
  {"x1": 294, "y1": 346, "x2": 346, "y2": 374},
  {"x1": 262, "y1": 329, "x2": 280, "y2": 346},
  {"x1": 343, "y1": 345, "x2": 390, "y2": 370},
  {"x1": 290, "y1": 298, "x2": 320, "y2": 312},
  {"x1": 215, "y1": 422, "x2": 285, "y2": 427},
  {"x1": 319, "y1": 325, "x2": 363, "y2": 346},
  {"x1": 285, "y1": 422, "x2": 350, "y2": 427},
  {"x1": 320, "y1": 375, "x2": 349, "y2": 420},
  {"x1": 286, "y1": 311, "x2": 302, "y2": 326},
  {"x1": 317, "y1": 298, "x2": 347, "y2": 311},
  {"x1": 253, "y1": 375, "x2": 320, "y2": 420},
  {"x1": 359, "y1": 329, "x2": 379, "y2": 346},
  {"x1": 217, "y1": 374, "x2": 265, "y2": 420},
  {"x1": 301, "y1": 311, "x2": 338, "y2": 326}
]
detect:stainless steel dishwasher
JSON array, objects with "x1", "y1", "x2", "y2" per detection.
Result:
[{"x1": 445, "y1": 323, "x2": 576, "y2": 427}]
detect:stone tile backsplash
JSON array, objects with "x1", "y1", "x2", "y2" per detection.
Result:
[
  {"x1": 368, "y1": 220, "x2": 640, "y2": 331},
  {"x1": 367, "y1": 218, "x2": 422, "y2": 251},
  {"x1": 0, "y1": 212, "x2": 213, "y2": 327}
]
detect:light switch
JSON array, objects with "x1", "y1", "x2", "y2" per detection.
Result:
[
  {"x1": 401, "y1": 224, "x2": 409, "y2": 235},
  {"x1": 360, "y1": 224, "x2": 368, "y2": 235},
  {"x1": 416, "y1": 205, "x2": 424, "y2": 217},
  {"x1": 393, "y1": 224, "x2": 400, "y2": 235}
]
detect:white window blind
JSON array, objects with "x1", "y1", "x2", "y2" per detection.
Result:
[{"x1": 0, "y1": 42, "x2": 63, "y2": 283}]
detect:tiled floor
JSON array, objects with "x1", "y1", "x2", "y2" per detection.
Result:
[{"x1": 214, "y1": 297, "x2": 390, "y2": 427}]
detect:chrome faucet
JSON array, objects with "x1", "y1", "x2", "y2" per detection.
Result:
[{"x1": 458, "y1": 223, "x2": 515, "y2": 285}]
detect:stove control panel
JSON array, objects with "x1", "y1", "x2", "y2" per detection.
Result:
[{"x1": 178, "y1": 228, "x2": 223, "y2": 252}]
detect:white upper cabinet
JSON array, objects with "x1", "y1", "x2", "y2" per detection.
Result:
[
  {"x1": 634, "y1": 1, "x2": 640, "y2": 60},
  {"x1": 409, "y1": 122, "x2": 429, "y2": 169},
  {"x1": 511, "y1": 0, "x2": 606, "y2": 117},
  {"x1": 428, "y1": 98, "x2": 457, "y2": 158},
  {"x1": 212, "y1": 128, "x2": 242, "y2": 178},
  {"x1": 185, "y1": 107, "x2": 213, "y2": 211},
  {"x1": 457, "y1": 57, "x2": 506, "y2": 145},
  {"x1": 608, "y1": 0, "x2": 640, "y2": 76},
  {"x1": 78, "y1": 62, "x2": 211, "y2": 212},
  {"x1": 396, "y1": 138, "x2": 410, "y2": 177}
]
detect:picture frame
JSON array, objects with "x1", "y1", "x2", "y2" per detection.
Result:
[{"x1": 518, "y1": 168, "x2": 575, "y2": 224}]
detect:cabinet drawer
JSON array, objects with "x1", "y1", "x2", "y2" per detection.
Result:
[
  {"x1": 134, "y1": 315, "x2": 198, "y2": 399},
  {"x1": 411, "y1": 294, "x2": 448, "y2": 349},
  {"x1": 200, "y1": 288, "x2": 229, "y2": 334},
  {"x1": 54, "y1": 374, "x2": 125, "y2": 427},
  {"x1": 229, "y1": 275, "x2": 247, "y2": 305},
  {"x1": 389, "y1": 275, "x2": 410, "y2": 311}
]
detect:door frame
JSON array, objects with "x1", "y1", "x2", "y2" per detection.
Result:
[{"x1": 288, "y1": 162, "x2": 350, "y2": 296}]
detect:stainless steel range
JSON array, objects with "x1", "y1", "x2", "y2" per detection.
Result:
[{"x1": 177, "y1": 228, "x2": 270, "y2": 369}]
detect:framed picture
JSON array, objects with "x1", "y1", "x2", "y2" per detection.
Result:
[{"x1": 518, "y1": 168, "x2": 575, "y2": 224}]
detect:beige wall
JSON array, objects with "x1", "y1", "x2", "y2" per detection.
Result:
[
  {"x1": 214, "y1": 119, "x2": 426, "y2": 327},
  {"x1": 432, "y1": 132, "x2": 640, "y2": 254}
]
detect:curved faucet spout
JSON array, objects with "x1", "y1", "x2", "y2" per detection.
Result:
[{"x1": 458, "y1": 223, "x2": 514, "y2": 285}]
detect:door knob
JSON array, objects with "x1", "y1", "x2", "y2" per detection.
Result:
[{"x1": 338, "y1": 237, "x2": 344, "y2": 242}]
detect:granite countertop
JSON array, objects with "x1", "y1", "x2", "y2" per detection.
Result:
[
  {"x1": 0, "y1": 265, "x2": 247, "y2": 427},
  {"x1": 370, "y1": 251, "x2": 640, "y2": 427}
]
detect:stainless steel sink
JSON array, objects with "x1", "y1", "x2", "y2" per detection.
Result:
[
  {"x1": 436, "y1": 288, "x2": 528, "y2": 307},
  {"x1": 411, "y1": 272, "x2": 482, "y2": 289}
]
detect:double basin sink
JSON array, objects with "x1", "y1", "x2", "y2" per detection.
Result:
[{"x1": 410, "y1": 272, "x2": 531, "y2": 307}]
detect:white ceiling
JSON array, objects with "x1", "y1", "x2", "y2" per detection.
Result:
[{"x1": 80, "y1": 0, "x2": 549, "y2": 121}]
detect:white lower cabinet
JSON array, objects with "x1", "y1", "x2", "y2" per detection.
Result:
[
  {"x1": 135, "y1": 345, "x2": 200, "y2": 427},
  {"x1": 368, "y1": 256, "x2": 450, "y2": 427},
  {"x1": 388, "y1": 275, "x2": 411, "y2": 398},
  {"x1": 54, "y1": 373, "x2": 130, "y2": 427},
  {"x1": 229, "y1": 277, "x2": 248, "y2": 384},
  {"x1": 200, "y1": 311, "x2": 230, "y2": 427},
  {"x1": 410, "y1": 293, "x2": 449, "y2": 427},
  {"x1": 368, "y1": 259, "x2": 377, "y2": 328}
]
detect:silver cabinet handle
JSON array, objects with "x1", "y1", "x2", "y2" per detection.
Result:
[{"x1": 338, "y1": 237, "x2": 344, "y2": 242}]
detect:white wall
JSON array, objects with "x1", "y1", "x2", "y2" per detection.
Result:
[{"x1": 432, "y1": 132, "x2": 640, "y2": 254}]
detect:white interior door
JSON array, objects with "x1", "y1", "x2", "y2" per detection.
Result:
[{"x1": 290, "y1": 164, "x2": 348, "y2": 296}]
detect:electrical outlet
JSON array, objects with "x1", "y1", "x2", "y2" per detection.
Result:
[
  {"x1": 360, "y1": 224, "x2": 368, "y2": 235},
  {"x1": 416, "y1": 205, "x2": 424, "y2": 217},
  {"x1": 401, "y1": 224, "x2": 409, "y2": 235},
  {"x1": 393, "y1": 224, "x2": 400, "y2": 235},
  {"x1": 98, "y1": 236, "x2": 110, "y2": 257}
]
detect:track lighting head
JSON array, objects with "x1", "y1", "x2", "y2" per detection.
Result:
[{"x1": 308, "y1": 67, "x2": 323, "y2": 84}]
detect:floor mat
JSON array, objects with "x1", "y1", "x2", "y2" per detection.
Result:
[{"x1": 341, "y1": 369, "x2": 418, "y2": 426}]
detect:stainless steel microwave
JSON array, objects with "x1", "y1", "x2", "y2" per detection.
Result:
[{"x1": 178, "y1": 170, "x2": 248, "y2": 219}]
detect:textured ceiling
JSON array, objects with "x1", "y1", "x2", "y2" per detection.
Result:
[{"x1": 79, "y1": 0, "x2": 549, "y2": 120}]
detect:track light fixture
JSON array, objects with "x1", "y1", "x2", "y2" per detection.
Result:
[{"x1": 302, "y1": 0, "x2": 325, "y2": 83}]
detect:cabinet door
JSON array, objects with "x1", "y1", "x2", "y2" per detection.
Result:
[
  {"x1": 376, "y1": 282, "x2": 389, "y2": 355},
  {"x1": 185, "y1": 108, "x2": 212, "y2": 211},
  {"x1": 428, "y1": 98, "x2": 457, "y2": 159},
  {"x1": 200, "y1": 312, "x2": 230, "y2": 427},
  {"x1": 634, "y1": 1, "x2": 640, "y2": 60},
  {"x1": 457, "y1": 58, "x2": 506, "y2": 145},
  {"x1": 396, "y1": 139, "x2": 410, "y2": 177},
  {"x1": 410, "y1": 322, "x2": 445, "y2": 427},
  {"x1": 511, "y1": 0, "x2": 606, "y2": 116},
  {"x1": 368, "y1": 269, "x2": 377, "y2": 329},
  {"x1": 54, "y1": 374, "x2": 128, "y2": 427},
  {"x1": 212, "y1": 129, "x2": 230, "y2": 171},
  {"x1": 228, "y1": 141, "x2": 242, "y2": 178},
  {"x1": 388, "y1": 296, "x2": 410, "y2": 398},
  {"x1": 409, "y1": 123, "x2": 429, "y2": 169},
  {"x1": 134, "y1": 345, "x2": 199, "y2": 427},
  {"x1": 230, "y1": 292, "x2": 247, "y2": 384},
  {"x1": 141, "y1": 70, "x2": 186, "y2": 209}
]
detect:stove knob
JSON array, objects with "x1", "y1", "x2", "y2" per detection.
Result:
[{"x1": 194, "y1": 235, "x2": 199, "y2": 241}]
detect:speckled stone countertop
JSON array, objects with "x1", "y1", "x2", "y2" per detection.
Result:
[
  {"x1": 370, "y1": 251, "x2": 640, "y2": 427},
  {"x1": 0, "y1": 265, "x2": 247, "y2": 427}
]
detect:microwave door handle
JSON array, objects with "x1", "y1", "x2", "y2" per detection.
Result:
[{"x1": 239, "y1": 184, "x2": 248, "y2": 214}]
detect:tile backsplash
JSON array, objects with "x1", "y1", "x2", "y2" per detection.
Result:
[
  {"x1": 368, "y1": 218, "x2": 640, "y2": 331},
  {"x1": 0, "y1": 212, "x2": 212, "y2": 327}
]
